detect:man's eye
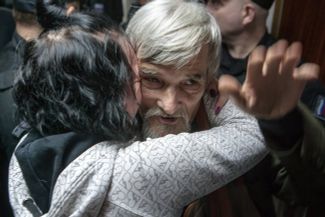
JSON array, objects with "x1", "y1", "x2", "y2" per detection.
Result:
[
  {"x1": 207, "y1": 1, "x2": 223, "y2": 9},
  {"x1": 182, "y1": 79, "x2": 202, "y2": 91},
  {"x1": 141, "y1": 77, "x2": 164, "y2": 89}
]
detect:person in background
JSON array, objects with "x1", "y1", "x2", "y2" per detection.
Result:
[
  {"x1": 0, "y1": 0, "x2": 42, "y2": 156},
  {"x1": 0, "y1": 0, "x2": 41, "y2": 216},
  {"x1": 205, "y1": 0, "x2": 325, "y2": 124},
  {"x1": 0, "y1": 0, "x2": 80, "y2": 215}
]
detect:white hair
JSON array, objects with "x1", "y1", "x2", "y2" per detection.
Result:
[{"x1": 126, "y1": 0, "x2": 222, "y2": 77}]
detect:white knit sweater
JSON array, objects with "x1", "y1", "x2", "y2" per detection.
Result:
[{"x1": 9, "y1": 100, "x2": 267, "y2": 217}]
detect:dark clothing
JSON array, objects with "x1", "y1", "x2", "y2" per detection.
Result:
[
  {"x1": 0, "y1": 31, "x2": 25, "y2": 217},
  {"x1": 258, "y1": 104, "x2": 325, "y2": 216},
  {"x1": 88, "y1": 0, "x2": 123, "y2": 24},
  {"x1": 0, "y1": 6, "x2": 15, "y2": 50},
  {"x1": 220, "y1": 33, "x2": 275, "y2": 84},
  {"x1": 15, "y1": 130, "x2": 104, "y2": 213},
  {"x1": 0, "y1": 31, "x2": 25, "y2": 159},
  {"x1": 103, "y1": 0, "x2": 123, "y2": 24},
  {"x1": 220, "y1": 33, "x2": 325, "y2": 216}
]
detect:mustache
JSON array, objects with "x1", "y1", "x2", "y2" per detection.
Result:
[{"x1": 144, "y1": 107, "x2": 188, "y2": 119}]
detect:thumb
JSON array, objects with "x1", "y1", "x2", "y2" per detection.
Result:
[
  {"x1": 218, "y1": 75, "x2": 242, "y2": 98},
  {"x1": 293, "y1": 63, "x2": 320, "y2": 80},
  {"x1": 218, "y1": 75, "x2": 248, "y2": 108}
]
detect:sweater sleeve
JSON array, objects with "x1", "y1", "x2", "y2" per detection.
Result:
[{"x1": 257, "y1": 106, "x2": 303, "y2": 151}]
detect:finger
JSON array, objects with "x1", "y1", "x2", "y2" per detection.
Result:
[
  {"x1": 218, "y1": 75, "x2": 242, "y2": 101},
  {"x1": 263, "y1": 39, "x2": 288, "y2": 76},
  {"x1": 246, "y1": 45, "x2": 266, "y2": 82},
  {"x1": 281, "y1": 41, "x2": 303, "y2": 76},
  {"x1": 293, "y1": 63, "x2": 320, "y2": 80},
  {"x1": 247, "y1": 92, "x2": 256, "y2": 108},
  {"x1": 285, "y1": 41, "x2": 302, "y2": 67},
  {"x1": 218, "y1": 75, "x2": 248, "y2": 107},
  {"x1": 218, "y1": 75, "x2": 241, "y2": 95}
]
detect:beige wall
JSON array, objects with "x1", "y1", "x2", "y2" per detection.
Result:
[
  {"x1": 266, "y1": 1, "x2": 275, "y2": 33},
  {"x1": 122, "y1": 0, "x2": 133, "y2": 22}
]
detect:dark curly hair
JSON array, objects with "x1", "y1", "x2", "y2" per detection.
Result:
[{"x1": 13, "y1": 0, "x2": 139, "y2": 141}]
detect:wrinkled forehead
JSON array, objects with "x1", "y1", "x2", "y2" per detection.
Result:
[
  {"x1": 204, "y1": 0, "x2": 231, "y2": 4},
  {"x1": 140, "y1": 45, "x2": 210, "y2": 77}
]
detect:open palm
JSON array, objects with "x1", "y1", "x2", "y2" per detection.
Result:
[{"x1": 219, "y1": 40, "x2": 319, "y2": 119}]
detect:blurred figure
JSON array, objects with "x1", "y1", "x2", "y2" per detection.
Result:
[
  {"x1": 0, "y1": 0, "x2": 41, "y2": 216},
  {"x1": 0, "y1": 6, "x2": 15, "y2": 50},
  {"x1": 0, "y1": 0, "x2": 41, "y2": 159},
  {"x1": 84, "y1": 0, "x2": 123, "y2": 24},
  {"x1": 205, "y1": 0, "x2": 325, "y2": 124},
  {"x1": 0, "y1": 1, "x2": 79, "y2": 215}
]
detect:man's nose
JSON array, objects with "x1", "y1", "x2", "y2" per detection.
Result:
[{"x1": 157, "y1": 88, "x2": 179, "y2": 115}]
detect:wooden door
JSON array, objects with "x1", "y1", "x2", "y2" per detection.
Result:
[{"x1": 274, "y1": 0, "x2": 325, "y2": 83}]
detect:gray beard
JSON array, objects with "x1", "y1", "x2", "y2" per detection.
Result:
[{"x1": 142, "y1": 119, "x2": 191, "y2": 139}]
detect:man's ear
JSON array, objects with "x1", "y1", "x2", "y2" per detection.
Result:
[
  {"x1": 206, "y1": 78, "x2": 218, "y2": 94},
  {"x1": 242, "y1": 3, "x2": 256, "y2": 25}
]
